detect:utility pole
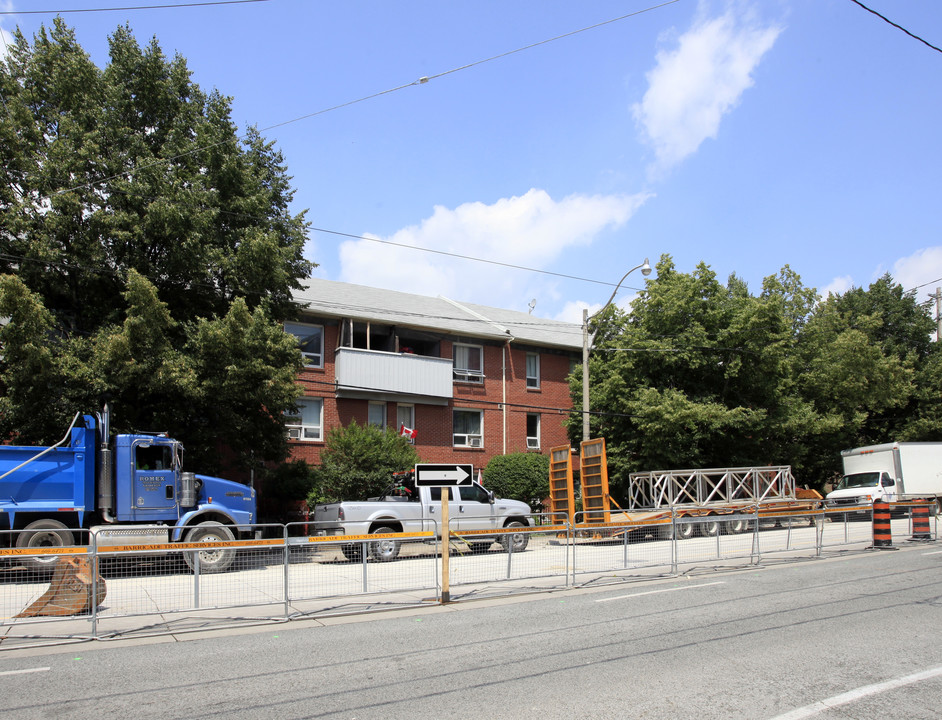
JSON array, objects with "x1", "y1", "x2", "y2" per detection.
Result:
[{"x1": 934, "y1": 287, "x2": 942, "y2": 342}]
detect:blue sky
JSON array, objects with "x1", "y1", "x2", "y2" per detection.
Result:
[{"x1": 2, "y1": 0, "x2": 941, "y2": 329}]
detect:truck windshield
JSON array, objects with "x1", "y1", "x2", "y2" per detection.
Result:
[{"x1": 835, "y1": 472, "x2": 880, "y2": 490}]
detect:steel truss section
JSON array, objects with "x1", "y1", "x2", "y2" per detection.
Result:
[{"x1": 626, "y1": 466, "x2": 797, "y2": 509}]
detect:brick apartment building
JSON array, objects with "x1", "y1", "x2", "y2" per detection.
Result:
[{"x1": 284, "y1": 278, "x2": 582, "y2": 470}]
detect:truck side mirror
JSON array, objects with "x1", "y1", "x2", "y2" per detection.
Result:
[{"x1": 488, "y1": 490, "x2": 495, "y2": 505}]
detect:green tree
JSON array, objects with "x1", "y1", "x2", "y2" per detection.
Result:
[
  {"x1": 0, "y1": 20, "x2": 312, "y2": 472},
  {"x1": 308, "y1": 422, "x2": 420, "y2": 505},
  {"x1": 569, "y1": 258, "x2": 939, "y2": 494},
  {"x1": 793, "y1": 274, "x2": 938, "y2": 481},
  {"x1": 482, "y1": 453, "x2": 549, "y2": 509},
  {"x1": 572, "y1": 256, "x2": 803, "y2": 488}
]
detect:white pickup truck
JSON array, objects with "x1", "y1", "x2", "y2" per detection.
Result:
[{"x1": 313, "y1": 471, "x2": 534, "y2": 561}]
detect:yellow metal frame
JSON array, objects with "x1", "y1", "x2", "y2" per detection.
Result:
[
  {"x1": 580, "y1": 438, "x2": 611, "y2": 523},
  {"x1": 548, "y1": 445, "x2": 575, "y2": 524}
]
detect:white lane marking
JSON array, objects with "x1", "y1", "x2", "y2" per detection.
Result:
[
  {"x1": 595, "y1": 581, "x2": 725, "y2": 602},
  {"x1": 0, "y1": 667, "x2": 51, "y2": 677},
  {"x1": 770, "y1": 664, "x2": 942, "y2": 720},
  {"x1": 922, "y1": 549, "x2": 942, "y2": 555}
]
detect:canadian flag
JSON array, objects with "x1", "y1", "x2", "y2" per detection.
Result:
[
  {"x1": 478, "y1": 469, "x2": 484, "y2": 485},
  {"x1": 399, "y1": 424, "x2": 416, "y2": 441}
]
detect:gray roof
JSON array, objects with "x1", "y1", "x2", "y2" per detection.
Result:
[{"x1": 293, "y1": 278, "x2": 581, "y2": 351}]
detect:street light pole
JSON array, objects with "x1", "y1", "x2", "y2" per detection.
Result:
[{"x1": 582, "y1": 258, "x2": 652, "y2": 441}]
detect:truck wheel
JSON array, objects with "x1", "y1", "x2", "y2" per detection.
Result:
[
  {"x1": 15, "y1": 519, "x2": 75, "y2": 573},
  {"x1": 368, "y1": 526, "x2": 401, "y2": 562},
  {"x1": 500, "y1": 522, "x2": 529, "y2": 553},
  {"x1": 183, "y1": 521, "x2": 236, "y2": 573},
  {"x1": 675, "y1": 521, "x2": 696, "y2": 540}
]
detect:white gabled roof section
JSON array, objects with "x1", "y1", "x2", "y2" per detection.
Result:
[
  {"x1": 439, "y1": 295, "x2": 514, "y2": 341},
  {"x1": 293, "y1": 278, "x2": 581, "y2": 351}
]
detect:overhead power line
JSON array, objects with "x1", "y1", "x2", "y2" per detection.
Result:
[
  {"x1": 309, "y1": 226, "x2": 646, "y2": 293},
  {"x1": 0, "y1": 0, "x2": 269, "y2": 14},
  {"x1": 48, "y1": 0, "x2": 681, "y2": 196},
  {"x1": 847, "y1": 0, "x2": 942, "y2": 54}
]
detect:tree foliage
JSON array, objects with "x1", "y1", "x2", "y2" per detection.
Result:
[
  {"x1": 0, "y1": 20, "x2": 313, "y2": 473},
  {"x1": 307, "y1": 422, "x2": 420, "y2": 505},
  {"x1": 482, "y1": 452, "x2": 550, "y2": 509},
  {"x1": 571, "y1": 256, "x2": 940, "y2": 494}
]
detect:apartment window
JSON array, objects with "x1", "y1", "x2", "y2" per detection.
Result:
[
  {"x1": 526, "y1": 353, "x2": 540, "y2": 389},
  {"x1": 397, "y1": 404, "x2": 415, "y2": 442},
  {"x1": 285, "y1": 398, "x2": 323, "y2": 441},
  {"x1": 453, "y1": 343, "x2": 484, "y2": 383},
  {"x1": 453, "y1": 409, "x2": 483, "y2": 447},
  {"x1": 284, "y1": 322, "x2": 324, "y2": 368},
  {"x1": 368, "y1": 401, "x2": 386, "y2": 429},
  {"x1": 526, "y1": 413, "x2": 540, "y2": 450}
]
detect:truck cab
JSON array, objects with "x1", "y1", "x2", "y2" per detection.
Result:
[{"x1": 826, "y1": 470, "x2": 897, "y2": 513}]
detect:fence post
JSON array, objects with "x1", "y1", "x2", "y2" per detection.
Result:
[
  {"x1": 193, "y1": 550, "x2": 200, "y2": 608},
  {"x1": 623, "y1": 524, "x2": 629, "y2": 569},
  {"x1": 91, "y1": 532, "x2": 99, "y2": 639},
  {"x1": 505, "y1": 520, "x2": 514, "y2": 580},
  {"x1": 670, "y1": 507, "x2": 678, "y2": 575},
  {"x1": 815, "y1": 511, "x2": 824, "y2": 556},
  {"x1": 283, "y1": 525, "x2": 290, "y2": 618},
  {"x1": 565, "y1": 519, "x2": 571, "y2": 587},
  {"x1": 751, "y1": 505, "x2": 760, "y2": 565}
]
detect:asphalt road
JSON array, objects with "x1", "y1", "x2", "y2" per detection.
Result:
[{"x1": 1, "y1": 544, "x2": 941, "y2": 720}]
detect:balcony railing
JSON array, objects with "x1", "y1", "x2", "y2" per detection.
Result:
[{"x1": 334, "y1": 347, "x2": 453, "y2": 400}]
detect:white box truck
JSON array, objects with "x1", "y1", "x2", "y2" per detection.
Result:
[{"x1": 826, "y1": 442, "x2": 942, "y2": 516}]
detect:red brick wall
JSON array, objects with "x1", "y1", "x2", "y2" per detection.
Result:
[{"x1": 287, "y1": 328, "x2": 575, "y2": 470}]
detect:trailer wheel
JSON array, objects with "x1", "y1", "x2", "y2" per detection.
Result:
[
  {"x1": 15, "y1": 520, "x2": 75, "y2": 573},
  {"x1": 672, "y1": 521, "x2": 696, "y2": 540},
  {"x1": 368, "y1": 526, "x2": 401, "y2": 562},
  {"x1": 700, "y1": 516, "x2": 721, "y2": 537},
  {"x1": 726, "y1": 518, "x2": 751, "y2": 534},
  {"x1": 183, "y1": 521, "x2": 236, "y2": 573}
]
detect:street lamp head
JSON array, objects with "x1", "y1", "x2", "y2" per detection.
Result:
[{"x1": 641, "y1": 258, "x2": 652, "y2": 277}]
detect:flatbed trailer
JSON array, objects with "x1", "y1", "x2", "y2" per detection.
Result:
[{"x1": 549, "y1": 444, "x2": 821, "y2": 540}]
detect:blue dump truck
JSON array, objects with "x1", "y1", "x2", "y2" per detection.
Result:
[{"x1": 0, "y1": 404, "x2": 256, "y2": 573}]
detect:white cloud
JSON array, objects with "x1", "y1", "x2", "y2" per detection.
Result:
[
  {"x1": 0, "y1": 2, "x2": 15, "y2": 59},
  {"x1": 821, "y1": 275, "x2": 854, "y2": 298},
  {"x1": 633, "y1": 3, "x2": 782, "y2": 173},
  {"x1": 338, "y1": 189, "x2": 650, "y2": 310},
  {"x1": 892, "y1": 246, "x2": 942, "y2": 305}
]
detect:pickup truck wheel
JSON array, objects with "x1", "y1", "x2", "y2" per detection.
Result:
[
  {"x1": 368, "y1": 526, "x2": 401, "y2": 562},
  {"x1": 183, "y1": 521, "x2": 236, "y2": 573},
  {"x1": 500, "y1": 522, "x2": 529, "y2": 553},
  {"x1": 341, "y1": 543, "x2": 363, "y2": 562},
  {"x1": 16, "y1": 519, "x2": 75, "y2": 573}
]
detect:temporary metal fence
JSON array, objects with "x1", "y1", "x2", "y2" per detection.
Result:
[{"x1": 0, "y1": 504, "x2": 936, "y2": 649}]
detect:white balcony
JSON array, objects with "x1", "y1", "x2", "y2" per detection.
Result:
[{"x1": 334, "y1": 347, "x2": 453, "y2": 403}]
